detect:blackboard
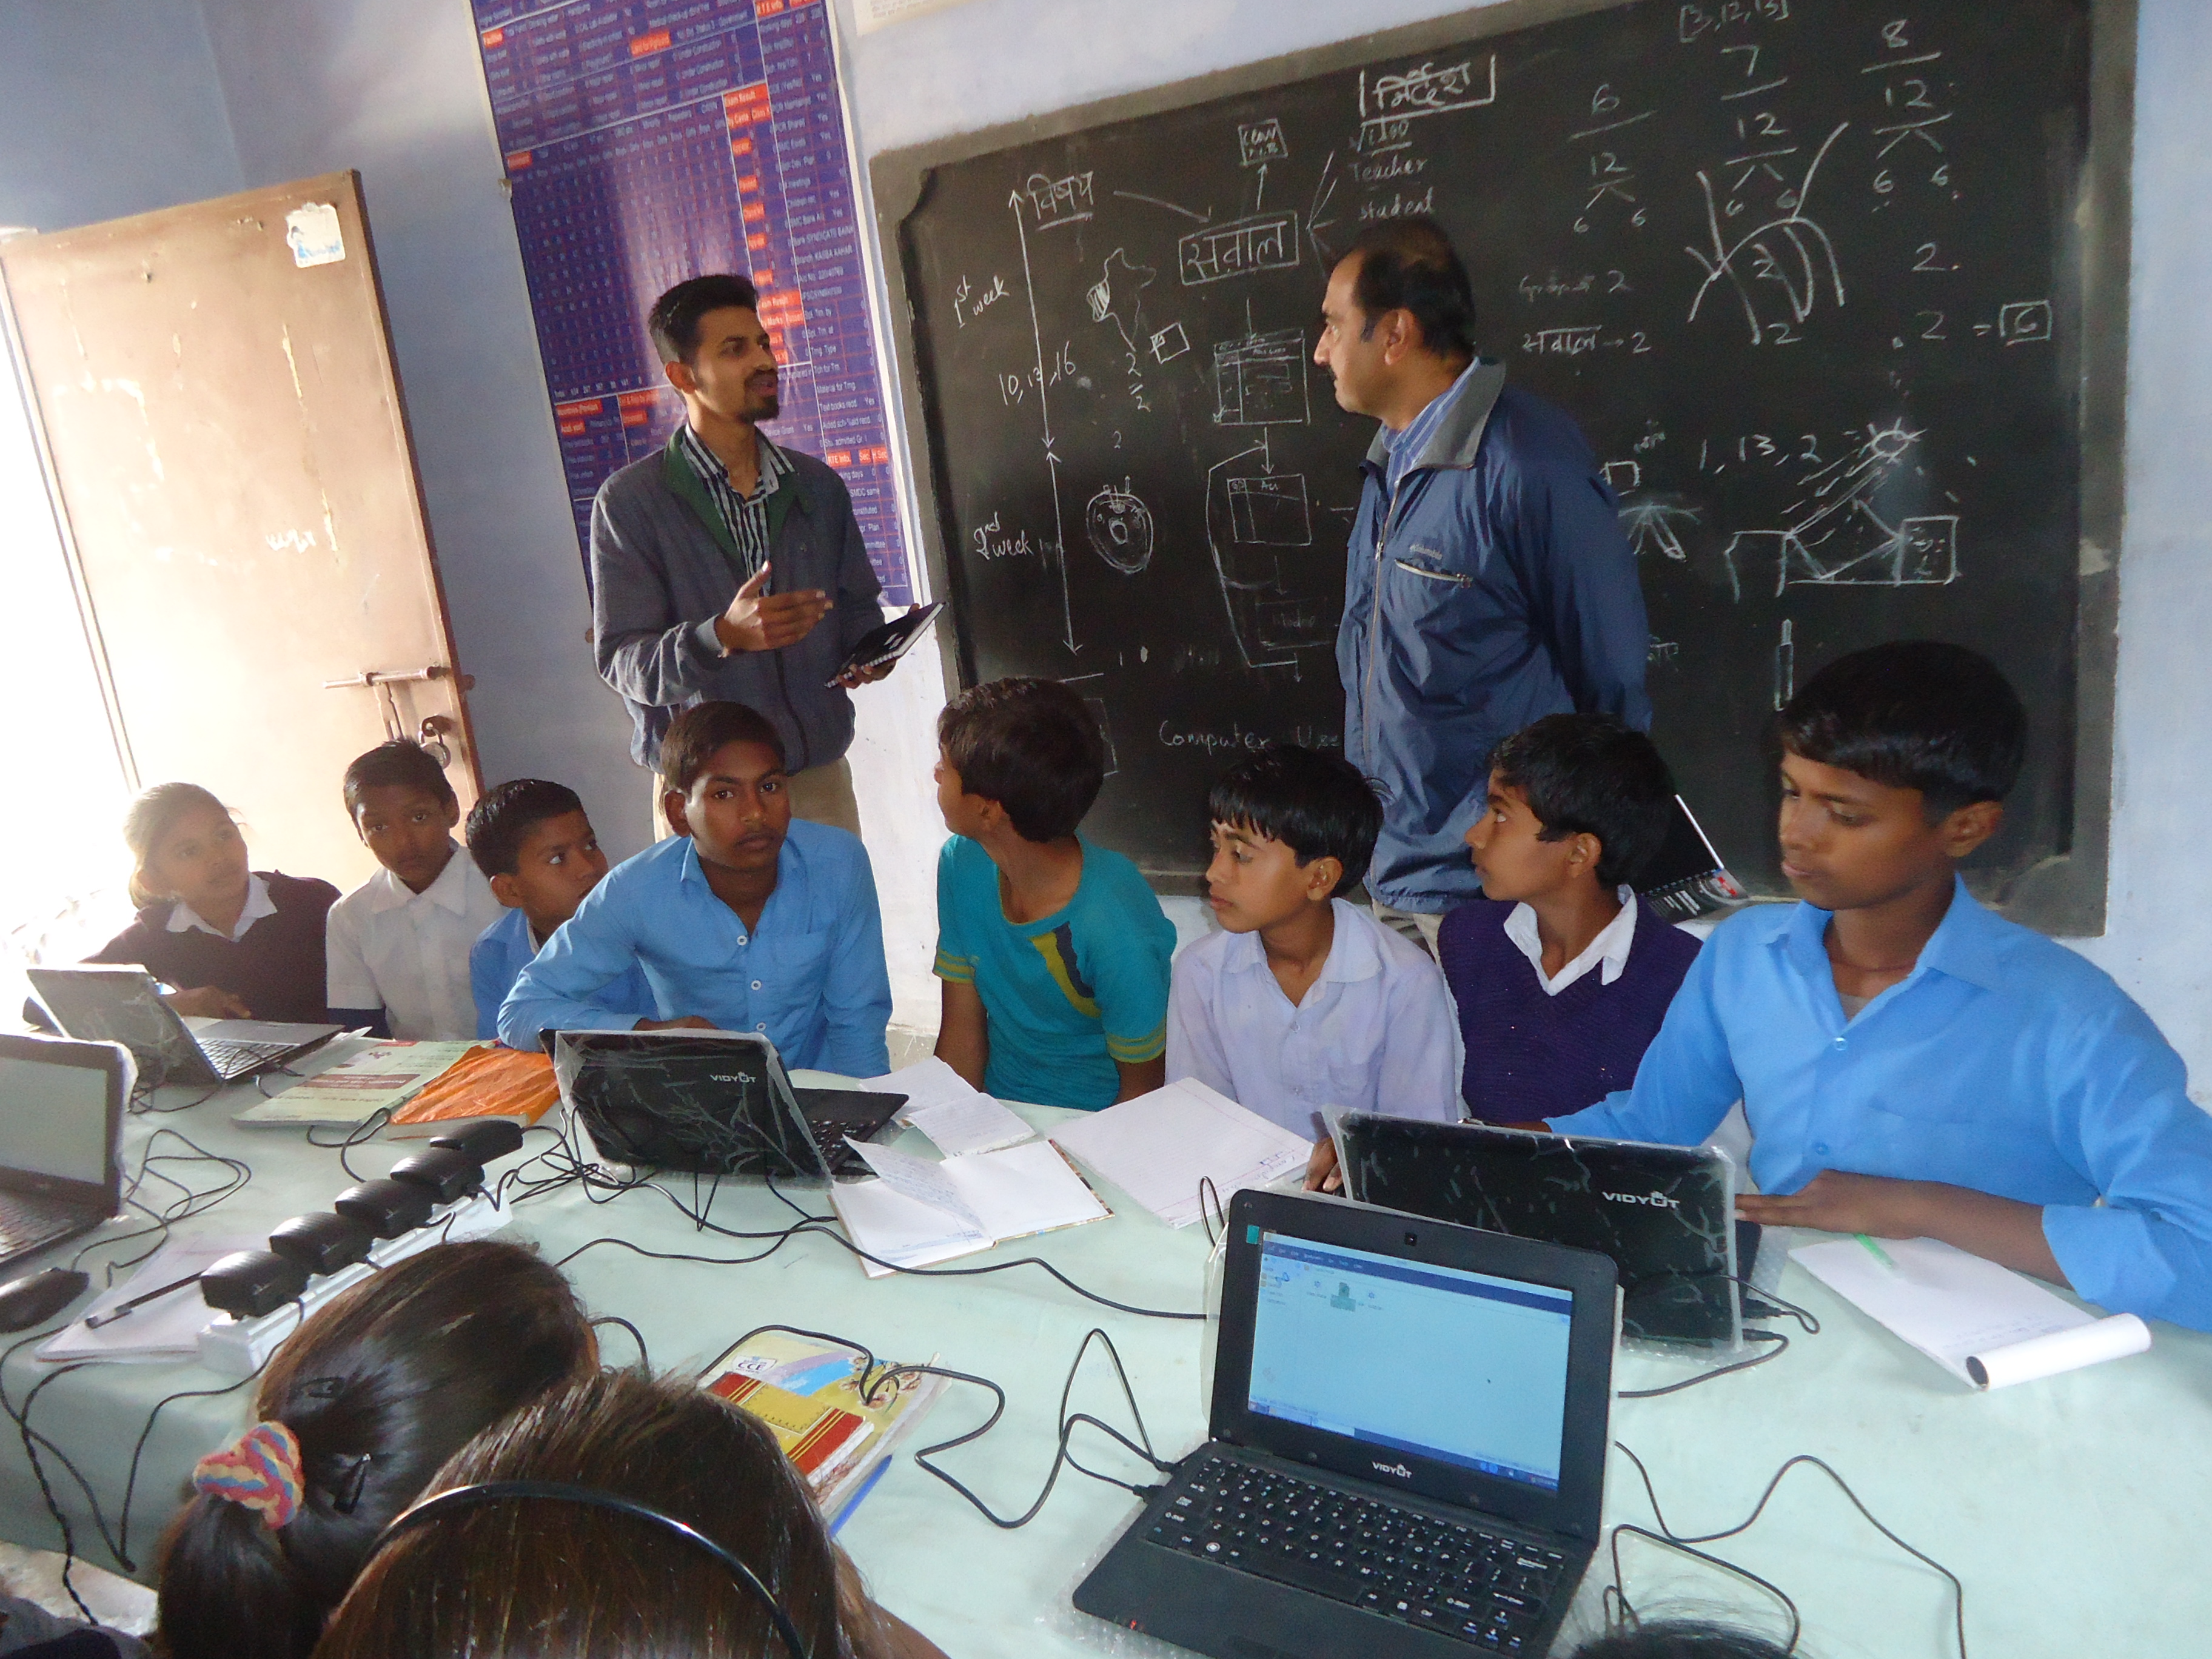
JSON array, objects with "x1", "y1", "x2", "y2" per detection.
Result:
[{"x1": 881, "y1": 0, "x2": 2130, "y2": 928}]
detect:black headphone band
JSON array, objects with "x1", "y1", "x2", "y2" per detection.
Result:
[{"x1": 374, "y1": 1480, "x2": 811, "y2": 1659}]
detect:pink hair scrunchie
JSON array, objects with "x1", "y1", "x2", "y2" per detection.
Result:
[{"x1": 191, "y1": 1421, "x2": 306, "y2": 1530}]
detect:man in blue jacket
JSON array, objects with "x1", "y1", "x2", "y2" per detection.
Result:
[
  {"x1": 591, "y1": 274, "x2": 899, "y2": 836},
  {"x1": 1315, "y1": 219, "x2": 1652, "y2": 949}
]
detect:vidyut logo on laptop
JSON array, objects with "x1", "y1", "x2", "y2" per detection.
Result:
[
  {"x1": 1602, "y1": 1190, "x2": 1681, "y2": 1209},
  {"x1": 1370, "y1": 1460, "x2": 1414, "y2": 1480}
]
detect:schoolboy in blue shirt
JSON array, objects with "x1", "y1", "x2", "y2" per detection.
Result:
[
  {"x1": 501, "y1": 701, "x2": 891, "y2": 1074},
  {"x1": 464, "y1": 779, "x2": 654, "y2": 1041},
  {"x1": 933, "y1": 678, "x2": 1176, "y2": 1110},
  {"x1": 1549, "y1": 642, "x2": 2212, "y2": 1331}
]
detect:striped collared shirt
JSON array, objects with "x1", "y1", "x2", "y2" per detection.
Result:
[
  {"x1": 1383, "y1": 360, "x2": 1480, "y2": 496},
  {"x1": 674, "y1": 423, "x2": 793, "y2": 582}
]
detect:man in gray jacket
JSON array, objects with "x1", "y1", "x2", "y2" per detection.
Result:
[{"x1": 590, "y1": 274, "x2": 894, "y2": 834}]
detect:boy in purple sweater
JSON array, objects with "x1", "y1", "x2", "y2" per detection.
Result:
[{"x1": 1438, "y1": 714, "x2": 1700, "y2": 1123}]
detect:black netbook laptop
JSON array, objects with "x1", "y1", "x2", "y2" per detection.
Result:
[
  {"x1": 552, "y1": 1029, "x2": 905, "y2": 1181},
  {"x1": 27, "y1": 964, "x2": 340, "y2": 1088},
  {"x1": 0, "y1": 1034, "x2": 126, "y2": 1269},
  {"x1": 1336, "y1": 1115, "x2": 1749, "y2": 1348},
  {"x1": 1076, "y1": 1188, "x2": 1617, "y2": 1658}
]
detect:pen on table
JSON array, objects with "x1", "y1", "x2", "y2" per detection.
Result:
[
  {"x1": 83, "y1": 1272, "x2": 204, "y2": 1329},
  {"x1": 1854, "y1": 1233, "x2": 1898, "y2": 1275}
]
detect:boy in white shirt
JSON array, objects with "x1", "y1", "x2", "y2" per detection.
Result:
[
  {"x1": 1167, "y1": 746, "x2": 1460, "y2": 1143},
  {"x1": 325, "y1": 740, "x2": 503, "y2": 1039}
]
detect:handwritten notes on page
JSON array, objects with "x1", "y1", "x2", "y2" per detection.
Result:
[
  {"x1": 1793, "y1": 1235, "x2": 2152, "y2": 1389},
  {"x1": 1049, "y1": 1079, "x2": 1312, "y2": 1229}
]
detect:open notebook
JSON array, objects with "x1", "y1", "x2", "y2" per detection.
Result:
[{"x1": 828, "y1": 1139, "x2": 1109, "y2": 1274}]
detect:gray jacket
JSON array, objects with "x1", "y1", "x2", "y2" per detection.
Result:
[{"x1": 589, "y1": 435, "x2": 885, "y2": 772}]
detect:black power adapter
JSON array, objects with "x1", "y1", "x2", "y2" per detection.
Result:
[
  {"x1": 201, "y1": 1250, "x2": 311, "y2": 1318},
  {"x1": 386, "y1": 1147, "x2": 483, "y2": 1206},
  {"x1": 427, "y1": 1120, "x2": 526, "y2": 1163},
  {"x1": 332, "y1": 1178, "x2": 435, "y2": 1239},
  {"x1": 268, "y1": 1212, "x2": 377, "y2": 1275}
]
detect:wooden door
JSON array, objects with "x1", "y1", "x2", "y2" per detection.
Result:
[{"x1": 0, "y1": 172, "x2": 479, "y2": 891}]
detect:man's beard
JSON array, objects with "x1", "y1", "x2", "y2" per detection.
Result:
[{"x1": 748, "y1": 390, "x2": 780, "y2": 422}]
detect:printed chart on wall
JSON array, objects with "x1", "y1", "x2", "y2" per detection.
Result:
[
  {"x1": 472, "y1": 0, "x2": 913, "y2": 602},
  {"x1": 899, "y1": 0, "x2": 2097, "y2": 889}
]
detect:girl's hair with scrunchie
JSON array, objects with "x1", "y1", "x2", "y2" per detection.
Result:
[
  {"x1": 121, "y1": 782, "x2": 233, "y2": 910},
  {"x1": 153, "y1": 1241, "x2": 595, "y2": 1659}
]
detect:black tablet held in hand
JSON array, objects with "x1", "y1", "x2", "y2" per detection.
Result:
[{"x1": 826, "y1": 601, "x2": 943, "y2": 686}]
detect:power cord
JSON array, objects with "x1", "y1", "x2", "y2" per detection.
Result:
[
  {"x1": 589, "y1": 1315, "x2": 651, "y2": 1370},
  {"x1": 719, "y1": 1322, "x2": 1175, "y2": 1527},
  {"x1": 1606, "y1": 1440, "x2": 1968, "y2": 1659},
  {"x1": 1617, "y1": 1275, "x2": 1821, "y2": 1399}
]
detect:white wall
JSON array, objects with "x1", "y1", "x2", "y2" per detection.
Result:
[{"x1": 2063, "y1": 0, "x2": 2212, "y2": 1088}]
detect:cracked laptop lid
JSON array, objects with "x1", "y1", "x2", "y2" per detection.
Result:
[
  {"x1": 1335, "y1": 1115, "x2": 1740, "y2": 1347},
  {"x1": 551, "y1": 1029, "x2": 831, "y2": 1184}
]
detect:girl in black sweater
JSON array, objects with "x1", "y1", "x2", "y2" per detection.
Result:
[{"x1": 87, "y1": 783, "x2": 338, "y2": 1025}]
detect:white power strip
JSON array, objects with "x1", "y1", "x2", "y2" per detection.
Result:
[{"x1": 195, "y1": 1192, "x2": 512, "y2": 1379}]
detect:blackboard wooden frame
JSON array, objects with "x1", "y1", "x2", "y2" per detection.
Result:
[{"x1": 871, "y1": 0, "x2": 2134, "y2": 934}]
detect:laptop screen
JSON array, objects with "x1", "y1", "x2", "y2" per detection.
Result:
[
  {"x1": 0, "y1": 1052, "x2": 114, "y2": 1186},
  {"x1": 1247, "y1": 1230, "x2": 1574, "y2": 1492}
]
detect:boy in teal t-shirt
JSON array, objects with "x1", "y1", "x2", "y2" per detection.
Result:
[{"x1": 931, "y1": 679, "x2": 1175, "y2": 1109}]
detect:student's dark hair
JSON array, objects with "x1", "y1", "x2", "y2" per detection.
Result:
[
  {"x1": 121, "y1": 782, "x2": 236, "y2": 909},
  {"x1": 937, "y1": 677, "x2": 1107, "y2": 843},
  {"x1": 1344, "y1": 216, "x2": 1476, "y2": 362},
  {"x1": 315, "y1": 1369, "x2": 857, "y2": 1659},
  {"x1": 341, "y1": 740, "x2": 455, "y2": 813},
  {"x1": 1206, "y1": 746, "x2": 1382, "y2": 897},
  {"x1": 1489, "y1": 713, "x2": 1677, "y2": 888},
  {"x1": 1775, "y1": 639, "x2": 2026, "y2": 816},
  {"x1": 648, "y1": 274, "x2": 763, "y2": 366},
  {"x1": 466, "y1": 779, "x2": 586, "y2": 880},
  {"x1": 153, "y1": 1241, "x2": 595, "y2": 1659},
  {"x1": 659, "y1": 701, "x2": 788, "y2": 795},
  {"x1": 1567, "y1": 1620, "x2": 1794, "y2": 1659}
]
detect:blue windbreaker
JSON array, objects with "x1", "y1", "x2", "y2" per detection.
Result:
[{"x1": 1336, "y1": 362, "x2": 1652, "y2": 910}]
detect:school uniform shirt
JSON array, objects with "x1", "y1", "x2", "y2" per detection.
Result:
[
  {"x1": 90, "y1": 871, "x2": 338, "y2": 1025},
  {"x1": 1547, "y1": 877, "x2": 2212, "y2": 1332},
  {"x1": 500, "y1": 823, "x2": 891, "y2": 1076},
  {"x1": 1166, "y1": 898, "x2": 1461, "y2": 1139},
  {"x1": 469, "y1": 905, "x2": 657, "y2": 1042},
  {"x1": 933, "y1": 834, "x2": 1175, "y2": 1111},
  {"x1": 324, "y1": 845, "x2": 503, "y2": 1041}
]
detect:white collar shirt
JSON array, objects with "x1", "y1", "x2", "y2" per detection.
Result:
[
  {"x1": 167, "y1": 873, "x2": 277, "y2": 942},
  {"x1": 1165, "y1": 897, "x2": 1463, "y2": 1139},
  {"x1": 1503, "y1": 885, "x2": 1640, "y2": 996},
  {"x1": 323, "y1": 843, "x2": 503, "y2": 1039}
]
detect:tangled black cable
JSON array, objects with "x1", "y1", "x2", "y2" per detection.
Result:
[
  {"x1": 722, "y1": 1322, "x2": 1176, "y2": 1528},
  {"x1": 307, "y1": 1105, "x2": 395, "y2": 1181},
  {"x1": 1617, "y1": 1276, "x2": 1821, "y2": 1400},
  {"x1": 537, "y1": 1103, "x2": 1206, "y2": 1322},
  {"x1": 1605, "y1": 1440, "x2": 1968, "y2": 1659},
  {"x1": 70, "y1": 1127, "x2": 252, "y2": 1286},
  {"x1": 0, "y1": 1315, "x2": 276, "y2": 1615}
]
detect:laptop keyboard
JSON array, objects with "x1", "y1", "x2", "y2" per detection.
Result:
[
  {"x1": 197, "y1": 1036, "x2": 297, "y2": 1078},
  {"x1": 1149, "y1": 1455, "x2": 1567, "y2": 1652},
  {"x1": 0, "y1": 1191, "x2": 80, "y2": 1254}
]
